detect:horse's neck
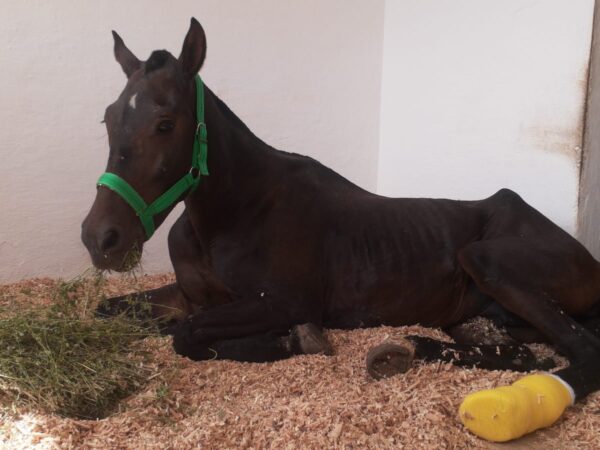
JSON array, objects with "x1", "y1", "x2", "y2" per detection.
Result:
[{"x1": 184, "y1": 87, "x2": 277, "y2": 238}]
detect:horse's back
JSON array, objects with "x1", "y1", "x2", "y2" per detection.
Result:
[{"x1": 321, "y1": 192, "x2": 490, "y2": 328}]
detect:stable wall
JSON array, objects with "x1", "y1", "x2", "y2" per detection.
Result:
[
  {"x1": 377, "y1": 0, "x2": 594, "y2": 235},
  {"x1": 581, "y1": 0, "x2": 600, "y2": 260},
  {"x1": 1, "y1": 1, "x2": 597, "y2": 283},
  {"x1": 0, "y1": 0, "x2": 385, "y2": 282}
]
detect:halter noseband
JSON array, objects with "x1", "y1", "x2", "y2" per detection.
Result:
[{"x1": 96, "y1": 74, "x2": 209, "y2": 239}]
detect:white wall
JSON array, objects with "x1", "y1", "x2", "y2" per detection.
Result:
[
  {"x1": 378, "y1": 0, "x2": 594, "y2": 234},
  {"x1": 0, "y1": 0, "x2": 385, "y2": 282},
  {"x1": 1, "y1": 1, "x2": 595, "y2": 283}
]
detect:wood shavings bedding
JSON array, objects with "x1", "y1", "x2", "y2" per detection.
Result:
[{"x1": 1, "y1": 274, "x2": 599, "y2": 450}]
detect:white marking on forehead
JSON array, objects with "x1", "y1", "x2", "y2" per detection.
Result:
[{"x1": 128, "y1": 93, "x2": 137, "y2": 110}]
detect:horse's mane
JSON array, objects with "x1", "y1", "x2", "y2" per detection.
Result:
[{"x1": 208, "y1": 88, "x2": 255, "y2": 136}]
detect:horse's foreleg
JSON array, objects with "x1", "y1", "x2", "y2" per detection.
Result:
[
  {"x1": 96, "y1": 283, "x2": 198, "y2": 333},
  {"x1": 173, "y1": 297, "x2": 295, "y2": 348},
  {"x1": 96, "y1": 211, "x2": 232, "y2": 330},
  {"x1": 168, "y1": 210, "x2": 234, "y2": 308},
  {"x1": 171, "y1": 295, "x2": 326, "y2": 361},
  {"x1": 171, "y1": 323, "x2": 332, "y2": 362}
]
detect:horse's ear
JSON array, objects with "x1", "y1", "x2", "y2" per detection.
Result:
[
  {"x1": 178, "y1": 18, "x2": 207, "y2": 77},
  {"x1": 112, "y1": 30, "x2": 141, "y2": 78}
]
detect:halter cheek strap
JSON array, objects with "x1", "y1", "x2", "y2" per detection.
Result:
[{"x1": 96, "y1": 74, "x2": 209, "y2": 239}]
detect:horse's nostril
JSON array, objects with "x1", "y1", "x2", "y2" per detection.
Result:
[{"x1": 99, "y1": 228, "x2": 120, "y2": 253}]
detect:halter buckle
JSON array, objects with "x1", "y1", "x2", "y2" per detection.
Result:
[{"x1": 196, "y1": 122, "x2": 207, "y2": 140}]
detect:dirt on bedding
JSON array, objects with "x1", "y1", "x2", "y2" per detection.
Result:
[{"x1": 1, "y1": 274, "x2": 599, "y2": 450}]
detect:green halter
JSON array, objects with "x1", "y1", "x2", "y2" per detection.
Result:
[{"x1": 97, "y1": 74, "x2": 209, "y2": 239}]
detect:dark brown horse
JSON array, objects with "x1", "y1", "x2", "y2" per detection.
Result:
[{"x1": 82, "y1": 18, "x2": 600, "y2": 402}]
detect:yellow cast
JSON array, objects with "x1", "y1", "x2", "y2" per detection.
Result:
[{"x1": 459, "y1": 373, "x2": 574, "y2": 442}]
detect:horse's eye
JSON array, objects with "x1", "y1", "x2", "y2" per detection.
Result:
[{"x1": 157, "y1": 120, "x2": 174, "y2": 134}]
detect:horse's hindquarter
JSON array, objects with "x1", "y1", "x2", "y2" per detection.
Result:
[{"x1": 322, "y1": 195, "x2": 489, "y2": 328}]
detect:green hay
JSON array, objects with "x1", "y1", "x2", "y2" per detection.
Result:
[
  {"x1": 0, "y1": 271, "x2": 159, "y2": 419},
  {"x1": 119, "y1": 245, "x2": 143, "y2": 273}
]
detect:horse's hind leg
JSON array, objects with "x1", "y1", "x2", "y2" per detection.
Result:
[
  {"x1": 458, "y1": 238, "x2": 600, "y2": 370},
  {"x1": 406, "y1": 335, "x2": 555, "y2": 371},
  {"x1": 456, "y1": 237, "x2": 600, "y2": 441},
  {"x1": 365, "y1": 336, "x2": 554, "y2": 381},
  {"x1": 451, "y1": 302, "x2": 600, "y2": 345},
  {"x1": 367, "y1": 303, "x2": 561, "y2": 377},
  {"x1": 451, "y1": 300, "x2": 600, "y2": 345}
]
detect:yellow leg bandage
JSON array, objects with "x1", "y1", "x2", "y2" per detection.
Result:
[{"x1": 459, "y1": 373, "x2": 574, "y2": 442}]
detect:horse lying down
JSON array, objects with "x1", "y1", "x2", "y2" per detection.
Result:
[{"x1": 81, "y1": 18, "x2": 600, "y2": 443}]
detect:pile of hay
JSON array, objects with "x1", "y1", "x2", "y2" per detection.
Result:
[
  {"x1": 0, "y1": 272, "x2": 158, "y2": 419},
  {"x1": 1, "y1": 273, "x2": 599, "y2": 449}
]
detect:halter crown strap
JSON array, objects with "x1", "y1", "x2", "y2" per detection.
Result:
[{"x1": 97, "y1": 74, "x2": 208, "y2": 239}]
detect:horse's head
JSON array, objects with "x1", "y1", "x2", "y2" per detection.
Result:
[{"x1": 82, "y1": 18, "x2": 207, "y2": 271}]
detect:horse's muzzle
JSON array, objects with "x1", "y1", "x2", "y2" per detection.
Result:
[{"x1": 81, "y1": 195, "x2": 144, "y2": 271}]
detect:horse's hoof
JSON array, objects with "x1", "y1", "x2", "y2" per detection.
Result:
[
  {"x1": 366, "y1": 340, "x2": 415, "y2": 380},
  {"x1": 291, "y1": 323, "x2": 334, "y2": 355}
]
